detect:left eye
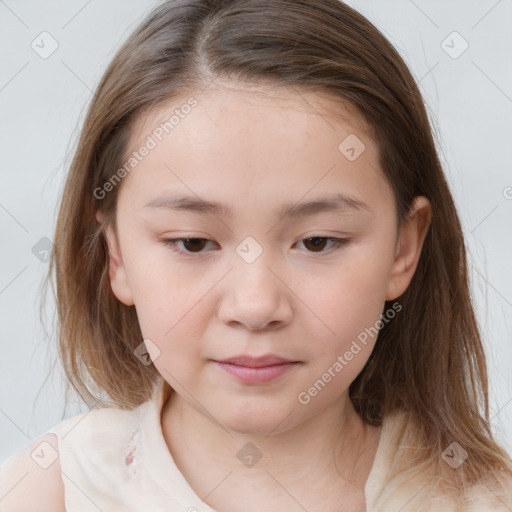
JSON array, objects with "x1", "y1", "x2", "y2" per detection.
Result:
[
  {"x1": 296, "y1": 237, "x2": 350, "y2": 252},
  {"x1": 162, "y1": 236, "x2": 350, "y2": 255}
]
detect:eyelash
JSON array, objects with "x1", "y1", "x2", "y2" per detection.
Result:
[{"x1": 161, "y1": 236, "x2": 351, "y2": 257}]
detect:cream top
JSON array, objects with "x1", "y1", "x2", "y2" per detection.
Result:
[{"x1": 3, "y1": 380, "x2": 511, "y2": 511}]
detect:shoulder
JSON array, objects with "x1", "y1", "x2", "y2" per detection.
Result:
[
  {"x1": 461, "y1": 475, "x2": 512, "y2": 511},
  {"x1": 48, "y1": 401, "x2": 146, "y2": 468},
  {"x1": 51, "y1": 400, "x2": 153, "y2": 494},
  {"x1": 50, "y1": 400, "x2": 150, "y2": 466},
  {"x1": 0, "y1": 432, "x2": 65, "y2": 512},
  {"x1": 51, "y1": 401, "x2": 144, "y2": 443},
  {"x1": 0, "y1": 401, "x2": 149, "y2": 511},
  {"x1": 371, "y1": 410, "x2": 512, "y2": 511}
]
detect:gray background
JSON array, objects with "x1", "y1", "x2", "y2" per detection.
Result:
[{"x1": 1, "y1": 0, "x2": 511, "y2": 463}]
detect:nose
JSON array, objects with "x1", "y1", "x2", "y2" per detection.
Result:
[{"x1": 217, "y1": 261, "x2": 293, "y2": 331}]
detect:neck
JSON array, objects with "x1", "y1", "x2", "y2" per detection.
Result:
[{"x1": 160, "y1": 387, "x2": 381, "y2": 510}]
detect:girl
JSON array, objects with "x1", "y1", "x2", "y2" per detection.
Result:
[{"x1": 1, "y1": 0, "x2": 511, "y2": 510}]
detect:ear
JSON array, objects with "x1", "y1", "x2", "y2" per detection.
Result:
[
  {"x1": 385, "y1": 196, "x2": 432, "y2": 301},
  {"x1": 95, "y1": 210, "x2": 135, "y2": 306}
]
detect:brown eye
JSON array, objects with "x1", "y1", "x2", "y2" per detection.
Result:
[
  {"x1": 181, "y1": 238, "x2": 209, "y2": 252},
  {"x1": 162, "y1": 237, "x2": 216, "y2": 254},
  {"x1": 296, "y1": 237, "x2": 350, "y2": 253},
  {"x1": 302, "y1": 237, "x2": 328, "y2": 252}
]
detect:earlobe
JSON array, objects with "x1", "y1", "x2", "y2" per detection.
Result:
[
  {"x1": 95, "y1": 211, "x2": 135, "y2": 306},
  {"x1": 385, "y1": 197, "x2": 432, "y2": 301}
]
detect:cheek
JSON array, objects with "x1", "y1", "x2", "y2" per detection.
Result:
[
  {"x1": 123, "y1": 252, "x2": 211, "y2": 362},
  {"x1": 299, "y1": 251, "x2": 393, "y2": 359},
  {"x1": 137, "y1": 295, "x2": 208, "y2": 384},
  {"x1": 316, "y1": 264, "x2": 391, "y2": 323},
  {"x1": 125, "y1": 241, "x2": 202, "y2": 311}
]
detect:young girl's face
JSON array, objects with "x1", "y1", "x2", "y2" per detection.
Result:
[{"x1": 103, "y1": 82, "x2": 416, "y2": 435}]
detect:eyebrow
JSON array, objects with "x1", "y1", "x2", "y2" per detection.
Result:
[{"x1": 144, "y1": 192, "x2": 371, "y2": 218}]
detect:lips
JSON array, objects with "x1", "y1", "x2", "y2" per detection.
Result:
[
  {"x1": 213, "y1": 355, "x2": 300, "y2": 384},
  {"x1": 216, "y1": 355, "x2": 296, "y2": 368}
]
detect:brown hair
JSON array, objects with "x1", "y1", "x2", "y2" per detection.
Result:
[{"x1": 43, "y1": 0, "x2": 512, "y2": 500}]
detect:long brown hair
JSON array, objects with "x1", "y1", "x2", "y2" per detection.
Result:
[{"x1": 43, "y1": 0, "x2": 512, "y2": 499}]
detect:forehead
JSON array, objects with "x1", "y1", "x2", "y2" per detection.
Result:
[
  {"x1": 118, "y1": 82, "x2": 390, "y2": 215},
  {"x1": 129, "y1": 81, "x2": 373, "y2": 151}
]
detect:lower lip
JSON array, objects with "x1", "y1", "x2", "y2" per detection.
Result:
[{"x1": 215, "y1": 362, "x2": 298, "y2": 384}]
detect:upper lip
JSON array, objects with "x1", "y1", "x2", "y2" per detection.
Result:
[{"x1": 216, "y1": 355, "x2": 296, "y2": 368}]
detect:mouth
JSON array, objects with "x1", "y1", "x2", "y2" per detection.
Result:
[{"x1": 213, "y1": 354, "x2": 301, "y2": 384}]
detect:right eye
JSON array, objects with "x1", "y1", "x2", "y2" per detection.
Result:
[{"x1": 161, "y1": 237, "x2": 218, "y2": 255}]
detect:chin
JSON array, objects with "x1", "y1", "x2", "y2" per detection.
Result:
[
  {"x1": 219, "y1": 408, "x2": 298, "y2": 437},
  {"x1": 225, "y1": 420, "x2": 283, "y2": 436}
]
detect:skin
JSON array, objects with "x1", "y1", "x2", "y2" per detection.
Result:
[{"x1": 97, "y1": 81, "x2": 431, "y2": 511}]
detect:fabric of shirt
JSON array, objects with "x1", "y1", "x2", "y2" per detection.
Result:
[{"x1": 4, "y1": 379, "x2": 512, "y2": 511}]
